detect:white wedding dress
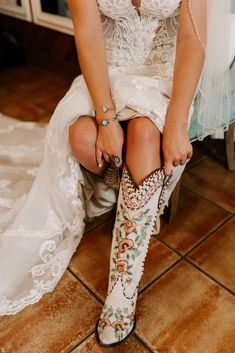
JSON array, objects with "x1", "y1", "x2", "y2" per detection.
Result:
[{"x1": 0, "y1": 0, "x2": 196, "y2": 315}]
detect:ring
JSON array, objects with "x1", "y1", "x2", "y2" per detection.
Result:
[{"x1": 113, "y1": 156, "x2": 121, "y2": 165}]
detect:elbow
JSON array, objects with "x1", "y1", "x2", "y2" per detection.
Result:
[
  {"x1": 177, "y1": 29, "x2": 206, "y2": 53},
  {"x1": 66, "y1": 0, "x2": 72, "y2": 9},
  {"x1": 76, "y1": 29, "x2": 104, "y2": 43},
  {"x1": 177, "y1": 35, "x2": 206, "y2": 55}
]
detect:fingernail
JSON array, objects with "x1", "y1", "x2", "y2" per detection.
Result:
[{"x1": 98, "y1": 163, "x2": 102, "y2": 168}]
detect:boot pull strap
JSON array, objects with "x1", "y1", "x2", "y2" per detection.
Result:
[{"x1": 157, "y1": 173, "x2": 172, "y2": 210}]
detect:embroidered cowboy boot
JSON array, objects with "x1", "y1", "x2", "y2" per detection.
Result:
[
  {"x1": 153, "y1": 163, "x2": 188, "y2": 234},
  {"x1": 95, "y1": 164, "x2": 170, "y2": 347}
]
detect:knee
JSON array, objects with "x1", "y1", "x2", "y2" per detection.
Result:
[
  {"x1": 127, "y1": 117, "x2": 160, "y2": 146},
  {"x1": 68, "y1": 116, "x2": 96, "y2": 159}
]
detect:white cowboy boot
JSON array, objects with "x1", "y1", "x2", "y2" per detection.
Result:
[
  {"x1": 153, "y1": 163, "x2": 188, "y2": 234},
  {"x1": 95, "y1": 164, "x2": 171, "y2": 347}
]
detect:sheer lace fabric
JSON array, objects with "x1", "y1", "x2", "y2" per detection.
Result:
[
  {"x1": 189, "y1": 0, "x2": 231, "y2": 138},
  {"x1": 100, "y1": 0, "x2": 182, "y2": 76}
]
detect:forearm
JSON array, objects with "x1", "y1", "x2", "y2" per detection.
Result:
[
  {"x1": 167, "y1": 38, "x2": 205, "y2": 126},
  {"x1": 67, "y1": 0, "x2": 114, "y2": 121},
  {"x1": 75, "y1": 31, "x2": 114, "y2": 117}
]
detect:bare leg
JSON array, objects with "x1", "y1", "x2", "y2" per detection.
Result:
[
  {"x1": 125, "y1": 117, "x2": 162, "y2": 184},
  {"x1": 69, "y1": 116, "x2": 161, "y2": 181},
  {"x1": 68, "y1": 115, "x2": 107, "y2": 176}
]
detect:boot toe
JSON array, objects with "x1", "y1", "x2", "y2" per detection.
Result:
[
  {"x1": 95, "y1": 319, "x2": 135, "y2": 347},
  {"x1": 98, "y1": 326, "x2": 117, "y2": 345}
]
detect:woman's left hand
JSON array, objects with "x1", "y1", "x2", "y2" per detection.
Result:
[{"x1": 162, "y1": 116, "x2": 193, "y2": 176}]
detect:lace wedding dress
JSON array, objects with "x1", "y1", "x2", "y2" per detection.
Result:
[{"x1": 0, "y1": 0, "x2": 196, "y2": 315}]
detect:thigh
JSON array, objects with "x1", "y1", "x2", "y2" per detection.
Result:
[
  {"x1": 69, "y1": 115, "x2": 126, "y2": 175},
  {"x1": 69, "y1": 115, "x2": 96, "y2": 132},
  {"x1": 68, "y1": 115, "x2": 98, "y2": 155},
  {"x1": 126, "y1": 116, "x2": 161, "y2": 153},
  {"x1": 124, "y1": 116, "x2": 162, "y2": 182},
  {"x1": 127, "y1": 115, "x2": 160, "y2": 136},
  {"x1": 125, "y1": 116, "x2": 162, "y2": 159},
  {"x1": 70, "y1": 116, "x2": 127, "y2": 149}
]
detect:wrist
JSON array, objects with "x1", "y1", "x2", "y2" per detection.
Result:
[
  {"x1": 167, "y1": 101, "x2": 190, "y2": 119},
  {"x1": 97, "y1": 116, "x2": 118, "y2": 127},
  {"x1": 95, "y1": 111, "x2": 116, "y2": 123},
  {"x1": 92, "y1": 103, "x2": 116, "y2": 121},
  {"x1": 165, "y1": 111, "x2": 189, "y2": 129}
]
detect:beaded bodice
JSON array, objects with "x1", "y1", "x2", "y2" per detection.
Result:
[{"x1": 98, "y1": 0, "x2": 181, "y2": 77}]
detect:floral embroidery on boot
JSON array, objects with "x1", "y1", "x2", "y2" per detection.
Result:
[
  {"x1": 95, "y1": 165, "x2": 170, "y2": 347},
  {"x1": 98, "y1": 304, "x2": 136, "y2": 342}
]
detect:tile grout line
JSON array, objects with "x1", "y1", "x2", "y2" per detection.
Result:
[
  {"x1": 134, "y1": 333, "x2": 155, "y2": 352},
  {"x1": 183, "y1": 258, "x2": 235, "y2": 297},
  {"x1": 145, "y1": 215, "x2": 235, "y2": 298},
  {"x1": 183, "y1": 214, "x2": 235, "y2": 258},
  {"x1": 154, "y1": 212, "x2": 234, "y2": 263},
  {"x1": 48, "y1": 99, "x2": 234, "y2": 348},
  {"x1": 67, "y1": 268, "x2": 104, "y2": 305},
  {"x1": 140, "y1": 251, "x2": 235, "y2": 305},
  {"x1": 152, "y1": 235, "x2": 185, "y2": 258},
  {"x1": 139, "y1": 257, "x2": 183, "y2": 295},
  {"x1": 181, "y1": 185, "x2": 234, "y2": 215},
  {"x1": 155, "y1": 235, "x2": 235, "y2": 297},
  {"x1": 68, "y1": 211, "x2": 235, "y2": 305},
  {"x1": 4, "y1": 67, "x2": 234, "y2": 350},
  {"x1": 67, "y1": 328, "x2": 95, "y2": 353}
]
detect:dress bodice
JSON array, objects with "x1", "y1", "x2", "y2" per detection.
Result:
[
  {"x1": 97, "y1": 0, "x2": 182, "y2": 78},
  {"x1": 98, "y1": 0, "x2": 181, "y2": 21}
]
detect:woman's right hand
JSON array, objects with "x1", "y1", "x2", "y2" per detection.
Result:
[{"x1": 96, "y1": 120, "x2": 124, "y2": 168}]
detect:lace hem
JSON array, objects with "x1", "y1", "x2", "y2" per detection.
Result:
[{"x1": 0, "y1": 249, "x2": 73, "y2": 315}]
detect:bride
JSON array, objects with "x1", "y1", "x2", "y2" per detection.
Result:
[{"x1": 0, "y1": 0, "x2": 231, "y2": 348}]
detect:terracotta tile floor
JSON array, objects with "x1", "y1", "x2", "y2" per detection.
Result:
[{"x1": 0, "y1": 64, "x2": 235, "y2": 353}]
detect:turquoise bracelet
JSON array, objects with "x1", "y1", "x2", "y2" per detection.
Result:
[
  {"x1": 91, "y1": 105, "x2": 115, "y2": 118},
  {"x1": 97, "y1": 117, "x2": 118, "y2": 126}
]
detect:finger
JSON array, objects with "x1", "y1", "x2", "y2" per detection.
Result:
[
  {"x1": 103, "y1": 153, "x2": 110, "y2": 163},
  {"x1": 164, "y1": 161, "x2": 173, "y2": 176},
  {"x1": 173, "y1": 159, "x2": 180, "y2": 167},
  {"x1": 96, "y1": 148, "x2": 103, "y2": 168},
  {"x1": 187, "y1": 151, "x2": 193, "y2": 160},
  {"x1": 179, "y1": 159, "x2": 187, "y2": 166}
]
